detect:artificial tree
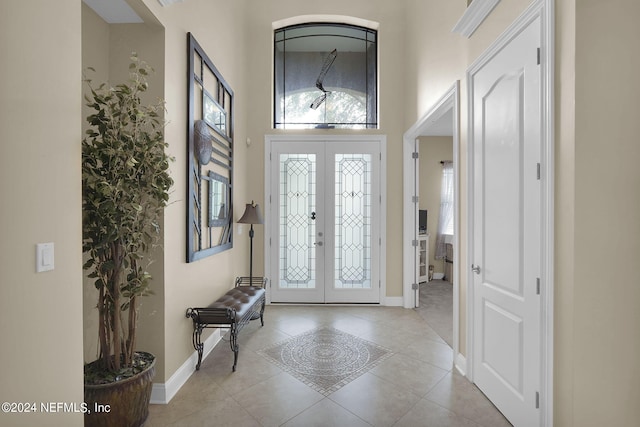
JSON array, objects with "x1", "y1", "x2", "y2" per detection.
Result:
[{"x1": 82, "y1": 53, "x2": 173, "y2": 382}]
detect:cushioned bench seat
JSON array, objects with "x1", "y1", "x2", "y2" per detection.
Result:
[{"x1": 186, "y1": 277, "x2": 266, "y2": 371}]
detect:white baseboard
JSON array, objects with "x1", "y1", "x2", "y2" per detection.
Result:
[
  {"x1": 150, "y1": 328, "x2": 227, "y2": 404},
  {"x1": 454, "y1": 352, "x2": 467, "y2": 376},
  {"x1": 383, "y1": 296, "x2": 404, "y2": 306}
]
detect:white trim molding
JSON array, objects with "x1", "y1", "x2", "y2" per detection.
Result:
[
  {"x1": 150, "y1": 328, "x2": 226, "y2": 404},
  {"x1": 454, "y1": 353, "x2": 467, "y2": 376},
  {"x1": 272, "y1": 15, "x2": 379, "y2": 31},
  {"x1": 382, "y1": 296, "x2": 404, "y2": 307},
  {"x1": 157, "y1": 0, "x2": 184, "y2": 6},
  {"x1": 452, "y1": 0, "x2": 502, "y2": 38}
]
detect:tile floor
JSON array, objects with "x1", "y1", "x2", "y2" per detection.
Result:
[{"x1": 147, "y1": 305, "x2": 511, "y2": 427}]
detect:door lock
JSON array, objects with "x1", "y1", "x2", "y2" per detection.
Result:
[
  {"x1": 314, "y1": 241, "x2": 324, "y2": 247},
  {"x1": 310, "y1": 211, "x2": 316, "y2": 220},
  {"x1": 471, "y1": 264, "x2": 481, "y2": 274}
]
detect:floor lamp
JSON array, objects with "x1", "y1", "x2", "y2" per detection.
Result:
[{"x1": 238, "y1": 201, "x2": 264, "y2": 284}]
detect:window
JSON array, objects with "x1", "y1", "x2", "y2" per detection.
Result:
[
  {"x1": 435, "y1": 162, "x2": 454, "y2": 259},
  {"x1": 274, "y1": 23, "x2": 377, "y2": 129}
]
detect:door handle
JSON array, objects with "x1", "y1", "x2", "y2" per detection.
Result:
[
  {"x1": 310, "y1": 212, "x2": 316, "y2": 220},
  {"x1": 471, "y1": 264, "x2": 481, "y2": 274}
]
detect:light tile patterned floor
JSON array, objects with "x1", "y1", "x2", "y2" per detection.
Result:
[
  {"x1": 258, "y1": 326, "x2": 393, "y2": 395},
  {"x1": 147, "y1": 305, "x2": 511, "y2": 427}
]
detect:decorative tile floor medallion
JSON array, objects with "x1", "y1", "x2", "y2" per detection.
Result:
[{"x1": 258, "y1": 327, "x2": 393, "y2": 395}]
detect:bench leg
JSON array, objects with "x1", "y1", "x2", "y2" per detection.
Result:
[
  {"x1": 259, "y1": 297, "x2": 265, "y2": 327},
  {"x1": 229, "y1": 323, "x2": 239, "y2": 372},
  {"x1": 192, "y1": 325, "x2": 204, "y2": 371}
]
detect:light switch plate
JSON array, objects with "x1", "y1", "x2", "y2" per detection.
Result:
[{"x1": 36, "y1": 242, "x2": 54, "y2": 273}]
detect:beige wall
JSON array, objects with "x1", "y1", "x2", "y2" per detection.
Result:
[
  {"x1": 137, "y1": 0, "x2": 251, "y2": 382},
  {"x1": 404, "y1": 0, "x2": 466, "y2": 127},
  {"x1": 419, "y1": 136, "x2": 454, "y2": 275},
  {"x1": 554, "y1": 0, "x2": 577, "y2": 424},
  {"x1": 0, "y1": 1, "x2": 84, "y2": 426},
  {"x1": 571, "y1": 1, "x2": 640, "y2": 425},
  {"x1": 81, "y1": 3, "x2": 109, "y2": 365},
  {"x1": 244, "y1": 0, "x2": 408, "y2": 299}
]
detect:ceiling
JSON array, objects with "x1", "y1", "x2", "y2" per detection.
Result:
[
  {"x1": 422, "y1": 108, "x2": 454, "y2": 136},
  {"x1": 82, "y1": 0, "x2": 142, "y2": 23}
]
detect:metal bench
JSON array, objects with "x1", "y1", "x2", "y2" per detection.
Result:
[{"x1": 185, "y1": 276, "x2": 267, "y2": 371}]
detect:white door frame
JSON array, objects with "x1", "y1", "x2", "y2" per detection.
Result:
[
  {"x1": 465, "y1": 1, "x2": 554, "y2": 426},
  {"x1": 402, "y1": 82, "x2": 461, "y2": 369},
  {"x1": 264, "y1": 134, "x2": 387, "y2": 305}
]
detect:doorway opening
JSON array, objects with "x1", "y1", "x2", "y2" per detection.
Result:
[
  {"x1": 415, "y1": 135, "x2": 455, "y2": 348},
  {"x1": 402, "y1": 82, "x2": 461, "y2": 367}
]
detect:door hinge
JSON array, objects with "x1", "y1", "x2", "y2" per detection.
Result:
[
  {"x1": 412, "y1": 152, "x2": 419, "y2": 159},
  {"x1": 379, "y1": 280, "x2": 382, "y2": 288},
  {"x1": 537, "y1": 47, "x2": 541, "y2": 65},
  {"x1": 536, "y1": 277, "x2": 541, "y2": 295},
  {"x1": 535, "y1": 391, "x2": 540, "y2": 409},
  {"x1": 379, "y1": 237, "x2": 382, "y2": 245},
  {"x1": 412, "y1": 283, "x2": 419, "y2": 290},
  {"x1": 537, "y1": 163, "x2": 541, "y2": 180},
  {"x1": 412, "y1": 196, "x2": 419, "y2": 203},
  {"x1": 412, "y1": 240, "x2": 418, "y2": 247}
]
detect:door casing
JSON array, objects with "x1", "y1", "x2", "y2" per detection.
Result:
[{"x1": 402, "y1": 82, "x2": 461, "y2": 371}]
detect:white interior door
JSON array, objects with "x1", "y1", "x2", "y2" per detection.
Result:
[
  {"x1": 269, "y1": 139, "x2": 381, "y2": 303},
  {"x1": 470, "y1": 17, "x2": 541, "y2": 427}
]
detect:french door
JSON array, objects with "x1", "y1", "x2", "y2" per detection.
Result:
[{"x1": 267, "y1": 137, "x2": 383, "y2": 303}]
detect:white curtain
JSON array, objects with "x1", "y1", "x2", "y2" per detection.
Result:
[{"x1": 435, "y1": 161, "x2": 454, "y2": 259}]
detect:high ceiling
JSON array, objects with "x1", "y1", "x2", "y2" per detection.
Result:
[{"x1": 82, "y1": 0, "x2": 142, "y2": 23}]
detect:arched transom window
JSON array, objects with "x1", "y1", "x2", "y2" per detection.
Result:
[{"x1": 274, "y1": 23, "x2": 378, "y2": 129}]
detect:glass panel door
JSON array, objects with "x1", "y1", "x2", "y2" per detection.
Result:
[
  {"x1": 324, "y1": 143, "x2": 380, "y2": 303},
  {"x1": 271, "y1": 144, "x2": 325, "y2": 303},
  {"x1": 269, "y1": 140, "x2": 380, "y2": 303}
]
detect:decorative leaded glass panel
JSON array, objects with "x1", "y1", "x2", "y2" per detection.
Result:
[
  {"x1": 334, "y1": 154, "x2": 372, "y2": 289},
  {"x1": 274, "y1": 23, "x2": 377, "y2": 129},
  {"x1": 279, "y1": 154, "x2": 317, "y2": 289}
]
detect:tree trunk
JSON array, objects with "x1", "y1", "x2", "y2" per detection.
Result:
[{"x1": 111, "y1": 242, "x2": 122, "y2": 372}]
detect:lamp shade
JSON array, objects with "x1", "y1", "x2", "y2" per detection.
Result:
[{"x1": 238, "y1": 202, "x2": 264, "y2": 225}]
